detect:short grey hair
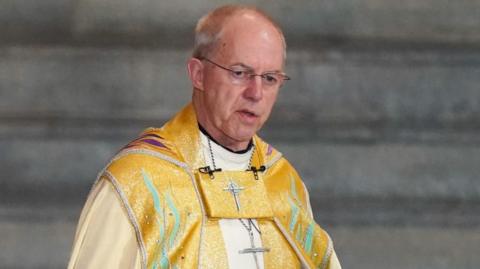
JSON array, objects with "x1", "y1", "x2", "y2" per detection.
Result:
[{"x1": 192, "y1": 5, "x2": 287, "y2": 60}]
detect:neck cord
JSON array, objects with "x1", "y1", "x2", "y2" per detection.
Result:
[
  {"x1": 238, "y1": 218, "x2": 262, "y2": 235},
  {"x1": 238, "y1": 218, "x2": 262, "y2": 269},
  {"x1": 207, "y1": 137, "x2": 218, "y2": 170},
  {"x1": 206, "y1": 137, "x2": 255, "y2": 171}
]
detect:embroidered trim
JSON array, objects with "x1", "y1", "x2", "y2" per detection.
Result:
[
  {"x1": 320, "y1": 232, "x2": 334, "y2": 269},
  {"x1": 185, "y1": 168, "x2": 206, "y2": 269},
  {"x1": 273, "y1": 217, "x2": 312, "y2": 269},
  {"x1": 84, "y1": 150, "x2": 125, "y2": 205},
  {"x1": 76, "y1": 151, "x2": 133, "y2": 240},
  {"x1": 301, "y1": 181, "x2": 314, "y2": 218},
  {"x1": 104, "y1": 171, "x2": 148, "y2": 269},
  {"x1": 189, "y1": 173, "x2": 206, "y2": 269}
]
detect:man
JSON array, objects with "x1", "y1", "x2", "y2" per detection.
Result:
[{"x1": 68, "y1": 5, "x2": 341, "y2": 269}]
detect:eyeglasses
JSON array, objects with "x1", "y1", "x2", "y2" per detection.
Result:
[{"x1": 200, "y1": 58, "x2": 291, "y2": 88}]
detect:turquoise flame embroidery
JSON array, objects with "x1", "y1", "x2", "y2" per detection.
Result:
[
  {"x1": 287, "y1": 173, "x2": 315, "y2": 256},
  {"x1": 141, "y1": 169, "x2": 169, "y2": 269},
  {"x1": 288, "y1": 196, "x2": 299, "y2": 232},
  {"x1": 288, "y1": 174, "x2": 300, "y2": 232},
  {"x1": 304, "y1": 222, "x2": 315, "y2": 255},
  {"x1": 296, "y1": 222, "x2": 303, "y2": 242},
  {"x1": 165, "y1": 193, "x2": 180, "y2": 249},
  {"x1": 290, "y1": 174, "x2": 300, "y2": 201}
]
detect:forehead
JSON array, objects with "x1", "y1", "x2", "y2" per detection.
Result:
[{"x1": 212, "y1": 13, "x2": 285, "y2": 70}]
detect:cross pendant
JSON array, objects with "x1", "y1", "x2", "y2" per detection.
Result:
[
  {"x1": 238, "y1": 247, "x2": 271, "y2": 254},
  {"x1": 223, "y1": 180, "x2": 244, "y2": 211},
  {"x1": 238, "y1": 219, "x2": 269, "y2": 269}
]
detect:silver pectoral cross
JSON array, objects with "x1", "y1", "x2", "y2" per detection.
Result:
[
  {"x1": 223, "y1": 180, "x2": 244, "y2": 212},
  {"x1": 238, "y1": 219, "x2": 270, "y2": 269},
  {"x1": 239, "y1": 247, "x2": 271, "y2": 254},
  {"x1": 239, "y1": 246, "x2": 270, "y2": 269}
]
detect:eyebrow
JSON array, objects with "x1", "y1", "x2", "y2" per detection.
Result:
[{"x1": 229, "y1": 62, "x2": 283, "y2": 74}]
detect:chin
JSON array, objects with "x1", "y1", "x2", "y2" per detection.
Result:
[
  {"x1": 225, "y1": 120, "x2": 262, "y2": 142},
  {"x1": 232, "y1": 128, "x2": 258, "y2": 142}
]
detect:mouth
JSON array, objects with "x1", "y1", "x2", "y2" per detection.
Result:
[
  {"x1": 237, "y1": 109, "x2": 259, "y2": 122},
  {"x1": 240, "y1": 110, "x2": 257, "y2": 117}
]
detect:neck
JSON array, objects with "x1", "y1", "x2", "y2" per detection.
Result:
[
  {"x1": 199, "y1": 128, "x2": 255, "y2": 171},
  {"x1": 199, "y1": 124, "x2": 253, "y2": 154},
  {"x1": 193, "y1": 97, "x2": 251, "y2": 151}
]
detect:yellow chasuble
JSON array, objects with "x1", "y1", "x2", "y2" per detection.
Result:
[{"x1": 97, "y1": 104, "x2": 334, "y2": 269}]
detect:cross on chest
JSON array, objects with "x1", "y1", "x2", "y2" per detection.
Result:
[
  {"x1": 223, "y1": 180, "x2": 244, "y2": 212},
  {"x1": 237, "y1": 219, "x2": 270, "y2": 269},
  {"x1": 239, "y1": 247, "x2": 270, "y2": 254}
]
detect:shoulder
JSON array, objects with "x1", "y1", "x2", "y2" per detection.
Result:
[
  {"x1": 259, "y1": 143, "x2": 312, "y2": 211},
  {"x1": 102, "y1": 128, "x2": 192, "y2": 191},
  {"x1": 68, "y1": 179, "x2": 141, "y2": 269},
  {"x1": 119, "y1": 128, "x2": 181, "y2": 160},
  {"x1": 260, "y1": 142, "x2": 300, "y2": 183}
]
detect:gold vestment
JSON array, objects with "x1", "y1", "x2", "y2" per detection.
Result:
[{"x1": 96, "y1": 104, "x2": 334, "y2": 269}]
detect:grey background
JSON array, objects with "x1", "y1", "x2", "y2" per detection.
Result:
[{"x1": 1, "y1": 1, "x2": 479, "y2": 268}]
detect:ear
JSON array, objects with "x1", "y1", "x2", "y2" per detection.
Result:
[{"x1": 187, "y1": 58, "x2": 205, "y2": 91}]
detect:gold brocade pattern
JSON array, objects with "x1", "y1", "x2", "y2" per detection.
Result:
[
  {"x1": 198, "y1": 220, "x2": 230, "y2": 269},
  {"x1": 258, "y1": 220, "x2": 301, "y2": 268},
  {"x1": 103, "y1": 104, "x2": 333, "y2": 269}
]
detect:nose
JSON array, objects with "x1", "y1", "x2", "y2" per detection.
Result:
[{"x1": 243, "y1": 75, "x2": 263, "y2": 101}]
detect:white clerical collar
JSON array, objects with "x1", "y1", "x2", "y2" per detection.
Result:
[{"x1": 199, "y1": 130, "x2": 254, "y2": 171}]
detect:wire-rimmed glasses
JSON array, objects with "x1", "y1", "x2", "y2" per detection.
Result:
[{"x1": 200, "y1": 58, "x2": 291, "y2": 88}]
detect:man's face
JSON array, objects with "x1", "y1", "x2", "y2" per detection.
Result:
[{"x1": 198, "y1": 14, "x2": 285, "y2": 148}]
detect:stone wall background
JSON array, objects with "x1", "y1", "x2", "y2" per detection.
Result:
[{"x1": 1, "y1": 1, "x2": 479, "y2": 268}]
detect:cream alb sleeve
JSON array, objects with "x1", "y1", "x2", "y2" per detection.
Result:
[
  {"x1": 67, "y1": 179, "x2": 142, "y2": 269},
  {"x1": 328, "y1": 250, "x2": 342, "y2": 269}
]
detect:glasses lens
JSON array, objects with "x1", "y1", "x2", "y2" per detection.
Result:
[
  {"x1": 262, "y1": 74, "x2": 281, "y2": 86},
  {"x1": 228, "y1": 69, "x2": 251, "y2": 85},
  {"x1": 204, "y1": 57, "x2": 290, "y2": 87}
]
